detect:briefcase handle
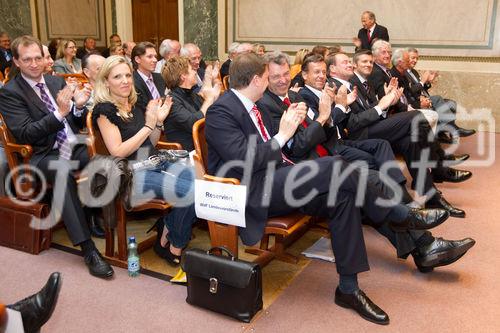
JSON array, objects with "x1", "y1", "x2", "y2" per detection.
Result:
[{"x1": 207, "y1": 246, "x2": 235, "y2": 260}]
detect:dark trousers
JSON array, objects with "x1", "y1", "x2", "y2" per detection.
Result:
[
  {"x1": 336, "y1": 138, "x2": 407, "y2": 184},
  {"x1": 332, "y1": 138, "x2": 427, "y2": 258},
  {"x1": 36, "y1": 145, "x2": 91, "y2": 245},
  {"x1": 267, "y1": 156, "x2": 399, "y2": 275},
  {"x1": 365, "y1": 111, "x2": 435, "y2": 195}
]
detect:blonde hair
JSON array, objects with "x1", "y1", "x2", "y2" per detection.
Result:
[
  {"x1": 294, "y1": 48, "x2": 309, "y2": 65},
  {"x1": 56, "y1": 39, "x2": 76, "y2": 59},
  {"x1": 93, "y1": 55, "x2": 137, "y2": 120}
]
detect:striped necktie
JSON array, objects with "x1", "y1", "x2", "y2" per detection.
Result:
[
  {"x1": 35, "y1": 83, "x2": 72, "y2": 159},
  {"x1": 146, "y1": 77, "x2": 161, "y2": 99}
]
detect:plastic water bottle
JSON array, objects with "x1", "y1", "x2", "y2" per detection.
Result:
[{"x1": 127, "y1": 236, "x2": 140, "y2": 277}]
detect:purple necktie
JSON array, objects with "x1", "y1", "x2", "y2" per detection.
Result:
[
  {"x1": 146, "y1": 77, "x2": 160, "y2": 99},
  {"x1": 35, "y1": 83, "x2": 72, "y2": 159}
]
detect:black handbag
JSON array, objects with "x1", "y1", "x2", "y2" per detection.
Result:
[{"x1": 181, "y1": 247, "x2": 263, "y2": 322}]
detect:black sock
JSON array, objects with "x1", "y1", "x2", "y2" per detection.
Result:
[
  {"x1": 339, "y1": 274, "x2": 359, "y2": 294},
  {"x1": 415, "y1": 232, "x2": 435, "y2": 249},
  {"x1": 400, "y1": 184, "x2": 414, "y2": 204},
  {"x1": 387, "y1": 204, "x2": 410, "y2": 222},
  {"x1": 80, "y1": 239, "x2": 96, "y2": 256}
]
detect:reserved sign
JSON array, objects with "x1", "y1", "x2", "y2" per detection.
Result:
[{"x1": 194, "y1": 179, "x2": 247, "y2": 227}]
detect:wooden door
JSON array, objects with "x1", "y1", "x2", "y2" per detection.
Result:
[{"x1": 132, "y1": 0, "x2": 179, "y2": 50}]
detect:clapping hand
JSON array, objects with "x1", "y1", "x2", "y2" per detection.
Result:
[
  {"x1": 383, "y1": 77, "x2": 399, "y2": 94},
  {"x1": 156, "y1": 96, "x2": 173, "y2": 123},
  {"x1": 73, "y1": 83, "x2": 92, "y2": 108},
  {"x1": 347, "y1": 86, "x2": 358, "y2": 106},
  {"x1": 56, "y1": 85, "x2": 74, "y2": 117},
  {"x1": 352, "y1": 37, "x2": 362, "y2": 48},
  {"x1": 323, "y1": 84, "x2": 336, "y2": 103},
  {"x1": 335, "y1": 85, "x2": 348, "y2": 108},
  {"x1": 279, "y1": 102, "x2": 307, "y2": 140}
]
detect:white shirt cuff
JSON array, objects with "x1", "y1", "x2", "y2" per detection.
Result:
[
  {"x1": 335, "y1": 104, "x2": 347, "y2": 113},
  {"x1": 72, "y1": 102, "x2": 84, "y2": 117},
  {"x1": 273, "y1": 134, "x2": 287, "y2": 148}
]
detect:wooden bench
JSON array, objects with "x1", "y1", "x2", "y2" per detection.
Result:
[{"x1": 191, "y1": 118, "x2": 313, "y2": 267}]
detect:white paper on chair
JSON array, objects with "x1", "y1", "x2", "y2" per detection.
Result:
[
  {"x1": 301, "y1": 237, "x2": 335, "y2": 263},
  {"x1": 194, "y1": 179, "x2": 247, "y2": 227}
]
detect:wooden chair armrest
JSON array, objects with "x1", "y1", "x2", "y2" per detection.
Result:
[
  {"x1": 6, "y1": 142, "x2": 33, "y2": 159},
  {"x1": 203, "y1": 174, "x2": 240, "y2": 185},
  {"x1": 156, "y1": 141, "x2": 182, "y2": 150}
]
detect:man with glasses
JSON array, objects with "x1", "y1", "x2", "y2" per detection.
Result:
[{"x1": 0, "y1": 36, "x2": 114, "y2": 279}]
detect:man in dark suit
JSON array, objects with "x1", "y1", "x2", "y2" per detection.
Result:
[
  {"x1": 0, "y1": 31, "x2": 12, "y2": 76},
  {"x1": 181, "y1": 43, "x2": 205, "y2": 93},
  {"x1": 0, "y1": 36, "x2": 113, "y2": 278},
  {"x1": 407, "y1": 48, "x2": 476, "y2": 138},
  {"x1": 338, "y1": 50, "x2": 471, "y2": 218},
  {"x1": 257, "y1": 51, "x2": 475, "y2": 271},
  {"x1": 367, "y1": 42, "x2": 472, "y2": 165},
  {"x1": 132, "y1": 42, "x2": 166, "y2": 111},
  {"x1": 353, "y1": 11, "x2": 389, "y2": 51},
  {"x1": 76, "y1": 37, "x2": 97, "y2": 60},
  {"x1": 206, "y1": 53, "x2": 449, "y2": 325},
  {"x1": 220, "y1": 42, "x2": 240, "y2": 81}
]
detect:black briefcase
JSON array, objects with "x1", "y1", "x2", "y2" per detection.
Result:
[{"x1": 181, "y1": 247, "x2": 263, "y2": 322}]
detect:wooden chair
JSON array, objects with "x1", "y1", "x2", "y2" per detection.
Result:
[
  {"x1": 86, "y1": 112, "x2": 182, "y2": 267},
  {"x1": 192, "y1": 118, "x2": 313, "y2": 267},
  {"x1": 222, "y1": 75, "x2": 230, "y2": 91},
  {"x1": 56, "y1": 73, "x2": 89, "y2": 85},
  {"x1": 0, "y1": 114, "x2": 35, "y2": 200}
]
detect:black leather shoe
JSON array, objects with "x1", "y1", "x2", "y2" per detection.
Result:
[
  {"x1": 334, "y1": 287, "x2": 389, "y2": 325},
  {"x1": 88, "y1": 214, "x2": 106, "y2": 239},
  {"x1": 390, "y1": 208, "x2": 449, "y2": 231},
  {"x1": 413, "y1": 237, "x2": 476, "y2": 273},
  {"x1": 7, "y1": 272, "x2": 62, "y2": 333},
  {"x1": 427, "y1": 194, "x2": 466, "y2": 218},
  {"x1": 456, "y1": 127, "x2": 476, "y2": 137},
  {"x1": 443, "y1": 153, "x2": 470, "y2": 167},
  {"x1": 433, "y1": 168, "x2": 472, "y2": 183},
  {"x1": 84, "y1": 249, "x2": 114, "y2": 279}
]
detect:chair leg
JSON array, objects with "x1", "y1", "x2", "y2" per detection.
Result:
[
  {"x1": 207, "y1": 221, "x2": 238, "y2": 258},
  {"x1": 116, "y1": 204, "x2": 127, "y2": 261},
  {"x1": 260, "y1": 235, "x2": 270, "y2": 250},
  {"x1": 273, "y1": 235, "x2": 298, "y2": 264},
  {"x1": 104, "y1": 227, "x2": 114, "y2": 258}
]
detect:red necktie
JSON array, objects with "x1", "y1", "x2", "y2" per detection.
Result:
[
  {"x1": 252, "y1": 105, "x2": 294, "y2": 165},
  {"x1": 282, "y1": 98, "x2": 329, "y2": 158},
  {"x1": 367, "y1": 29, "x2": 372, "y2": 43}
]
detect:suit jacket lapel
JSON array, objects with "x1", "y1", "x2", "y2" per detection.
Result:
[
  {"x1": 134, "y1": 71, "x2": 153, "y2": 100},
  {"x1": 45, "y1": 76, "x2": 61, "y2": 102},
  {"x1": 15, "y1": 75, "x2": 49, "y2": 114}
]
